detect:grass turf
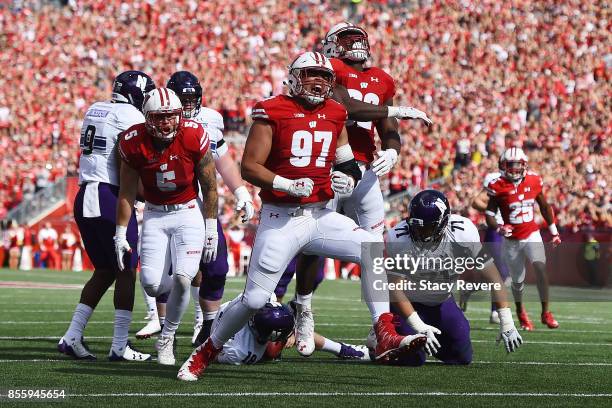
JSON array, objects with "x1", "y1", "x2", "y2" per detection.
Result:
[{"x1": 0, "y1": 268, "x2": 611, "y2": 407}]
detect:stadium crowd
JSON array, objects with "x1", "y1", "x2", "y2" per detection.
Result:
[{"x1": 0, "y1": 0, "x2": 609, "y2": 232}]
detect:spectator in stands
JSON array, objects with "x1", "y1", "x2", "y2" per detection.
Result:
[{"x1": 37, "y1": 222, "x2": 60, "y2": 269}]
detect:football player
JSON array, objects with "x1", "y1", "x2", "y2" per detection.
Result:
[
  {"x1": 212, "y1": 296, "x2": 370, "y2": 365},
  {"x1": 116, "y1": 87, "x2": 218, "y2": 365},
  {"x1": 59, "y1": 71, "x2": 155, "y2": 361},
  {"x1": 136, "y1": 72, "x2": 256, "y2": 346},
  {"x1": 485, "y1": 147, "x2": 560, "y2": 330},
  {"x1": 176, "y1": 52, "x2": 426, "y2": 381},
  {"x1": 291, "y1": 22, "x2": 434, "y2": 357},
  {"x1": 387, "y1": 190, "x2": 523, "y2": 366}
]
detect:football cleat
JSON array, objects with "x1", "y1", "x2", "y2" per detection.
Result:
[
  {"x1": 156, "y1": 334, "x2": 176, "y2": 365},
  {"x1": 518, "y1": 310, "x2": 535, "y2": 331},
  {"x1": 264, "y1": 340, "x2": 287, "y2": 361},
  {"x1": 541, "y1": 311, "x2": 559, "y2": 329},
  {"x1": 193, "y1": 319, "x2": 214, "y2": 348},
  {"x1": 177, "y1": 338, "x2": 222, "y2": 381},
  {"x1": 136, "y1": 319, "x2": 161, "y2": 339},
  {"x1": 365, "y1": 327, "x2": 377, "y2": 351},
  {"x1": 338, "y1": 343, "x2": 371, "y2": 361},
  {"x1": 295, "y1": 303, "x2": 315, "y2": 357},
  {"x1": 374, "y1": 312, "x2": 427, "y2": 362},
  {"x1": 108, "y1": 341, "x2": 152, "y2": 362},
  {"x1": 57, "y1": 336, "x2": 97, "y2": 360},
  {"x1": 490, "y1": 310, "x2": 500, "y2": 324},
  {"x1": 144, "y1": 310, "x2": 157, "y2": 321},
  {"x1": 191, "y1": 321, "x2": 203, "y2": 347}
]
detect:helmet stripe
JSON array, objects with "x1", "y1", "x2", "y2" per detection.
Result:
[
  {"x1": 162, "y1": 88, "x2": 170, "y2": 107},
  {"x1": 158, "y1": 88, "x2": 165, "y2": 106}
]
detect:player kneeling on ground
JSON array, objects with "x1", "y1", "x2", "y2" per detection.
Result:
[{"x1": 385, "y1": 190, "x2": 523, "y2": 366}]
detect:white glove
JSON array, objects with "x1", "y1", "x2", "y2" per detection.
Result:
[
  {"x1": 113, "y1": 225, "x2": 132, "y2": 271},
  {"x1": 497, "y1": 224, "x2": 514, "y2": 238},
  {"x1": 407, "y1": 312, "x2": 442, "y2": 356},
  {"x1": 273, "y1": 175, "x2": 314, "y2": 198},
  {"x1": 371, "y1": 149, "x2": 398, "y2": 177},
  {"x1": 496, "y1": 307, "x2": 523, "y2": 353},
  {"x1": 388, "y1": 106, "x2": 433, "y2": 126},
  {"x1": 233, "y1": 186, "x2": 255, "y2": 223},
  {"x1": 203, "y1": 219, "x2": 218, "y2": 263},
  {"x1": 330, "y1": 171, "x2": 355, "y2": 195}
]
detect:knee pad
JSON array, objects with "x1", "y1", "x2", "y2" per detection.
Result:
[
  {"x1": 240, "y1": 285, "x2": 273, "y2": 311},
  {"x1": 143, "y1": 284, "x2": 161, "y2": 298}
]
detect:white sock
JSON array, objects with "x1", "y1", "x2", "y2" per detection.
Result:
[
  {"x1": 367, "y1": 301, "x2": 389, "y2": 324},
  {"x1": 191, "y1": 286, "x2": 203, "y2": 323},
  {"x1": 142, "y1": 285, "x2": 156, "y2": 313},
  {"x1": 161, "y1": 276, "x2": 191, "y2": 338},
  {"x1": 111, "y1": 309, "x2": 132, "y2": 353},
  {"x1": 65, "y1": 303, "x2": 93, "y2": 340},
  {"x1": 320, "y1": 337, "x2": 342, "y2": 355},
  {"x1": 296, "y1": 293, "x2": 312, "y2": 309}
]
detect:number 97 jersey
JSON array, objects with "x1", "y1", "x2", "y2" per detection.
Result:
[
  {"x1": 485, "y1": 172, "x2": 543, "y2": 240},
  {"x1": 251, "y1": 95, "x2": 347, "y2": 204}
]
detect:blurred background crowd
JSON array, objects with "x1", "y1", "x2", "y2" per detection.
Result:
[{"x1": 0, "y1": 0, "x2": 609, "y2": 267}]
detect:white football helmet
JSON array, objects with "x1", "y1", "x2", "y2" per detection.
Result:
[
  {"x1": 499, "y1": 147, "x2": 528, "y2": 182},
  {"x1": 142, "y1": 87, "x2": 183, "y2": 141},
  {"x1": 285, "y1": 52, "x2": 335, "y2": 105},
  {"x1": 322, "y1": 22, "x2": 370, "y2": 62}
]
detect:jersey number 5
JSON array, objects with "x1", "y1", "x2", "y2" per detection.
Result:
[{"x1": 290, "y1": 130, "x2": 332, "y2": 168}]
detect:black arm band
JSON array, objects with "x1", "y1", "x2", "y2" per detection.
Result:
[{"x1": 334, "y1": 159, "x2": 362, "y2": 183}]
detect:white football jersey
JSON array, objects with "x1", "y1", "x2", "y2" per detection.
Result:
[
  {"x1": 212, "y1": 300, "x2": 267, "y2": 365},
  {"x1": 78, "y1": 101, "x2": 144, "y2": 186},
  {"x1": 386, "y1": 214, "x2": 491, "y2": 305},
  {"x1": 483, "y1": 172, "x2": 504, "y2": 225},
  {"x1": 192, "y1": 107, "x2": 227, "y2": 160}
]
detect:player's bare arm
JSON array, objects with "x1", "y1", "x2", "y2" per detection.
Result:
[
  {"x1": 116, "y1": 161, "x2": 139, "y2": 228},
  {"x1": 240, "y1": 120, "x2": 275, "y2": 189},
  {"x1": 536, "y1": 191, "x2": 561, "y2": 245},
  {"x1": 485, "y1": 196, "x2": 500, "y2": 230},
  {"x1": 372, "y1": 98, "x2": 401, "y2": 176},
  {"x1": 197, "y1": 149, "x2": 218, "y2": 220},
  {"x1": 471, "y1": 189, "x2": 489, "y2": 212}
]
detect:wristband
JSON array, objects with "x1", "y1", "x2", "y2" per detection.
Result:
[
  {"x1": 115, "y1": 225, "x2": 127, "y2": 239},
  {"x1": 407, "y1": 312, "x2": 426, "y2": 331},
  {"x1": 497, "y1": 307, "x2": 514, "y2": 331},
  {"x1": 387, "y1": 106, "x2": 400, "y2": 118},
  {"x1": 205, "y1": 219, "x2": 217, "y2": 233},
  {"x1": 233, "y1": 185, "x2": 251, "y2": 202},
  {"x1": 485, "y1": 210, "x2": 497, "y2": 217},
  {"x1": 548, "y1": 224, "x2": 558, "y2": 236},
  {"x1": 272, "y1": 175, "x2": 292, "y2": 193}
]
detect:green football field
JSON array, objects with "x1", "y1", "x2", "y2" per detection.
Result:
[{"x1": 1, "y1": 268, "x2": 611, "y2": 407}]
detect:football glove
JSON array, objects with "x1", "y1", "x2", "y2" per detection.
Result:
[
  {"x1": 388, "y1": 106, "x2": 433, "y2": 126},
  {"x1": 372, "y1": 149, "x2": 398, "y2": 177},
  {"x1": 113, "y1": 226, "x2": 132, "y2": 271},
  {"x1": 407, "y1": 312, "x2": 442, "y2": 356},
  {"x1": 331, "y1": 171, "x2": 355, "y2": 195},
  {"x1": 497, "y1": 224, "x2": 513, "y2": 238},
  {"x1": 551, "y1": 234, "x2": 562, "y2": 248},
  {"x1": 203, "y1": 219, "x2": 219, "y2": 263},
  {"x1": 496, "y1": 307, "x2": 523, "y2": 353},
  {"x1": 273, "y1": 175, "x2": 314, "y2": 198},
  {"x1": 234, "y1": 186, "x2": 255, "y2": 223}
]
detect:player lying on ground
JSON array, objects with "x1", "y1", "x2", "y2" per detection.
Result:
[
  {"x1": 176, "y1": 51, "x2": 426, "y2": 381},
  {"x1": 116, "y1": 87, "x2": 218, "y2": 365},
  {"x1": 385, "y1": 190, "x2": 523, "y2": 365},
  {"x1": 59, "y1": 71, "x2": 155, "y2": 362},
  {"x1": 485, "y1": 147, "x2": 560, "y2": 330},
  {"x1": 292, "y1": 22, "x2": 434, "y2": 357},
  {"x1": 212, "y1": 296, "x2": 370, "y2": 365}
]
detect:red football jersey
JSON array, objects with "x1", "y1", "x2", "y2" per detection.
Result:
[
  {"x1": 251, "y1": 95, "x2": 347, "y2": 204},
  {"x1": 485, "y1": 171, "x2": 543, "y2": 240},
  {"x1": 330, "y1": 58, "x2": 396, "y2": 163},
  {"x1": 118, "y1": 120, "x2": 210, "y2": 205}
]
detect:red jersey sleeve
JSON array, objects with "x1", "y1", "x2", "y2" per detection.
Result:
[
  {"x1": 118, "y1": 124, "x2": 147, "y2": 169},
  {"x1": 327, "y1": 99, "x2": 348, "y2": 135},
  {"x1": 330, "y1": 58, "x2": 349, "y2": 87},
  {"x1": 378, "y1": 68, "x2": 397, "y2": 102},
  {"x1": 181, "y1": 120, "x2": 210, "y2": 164}
]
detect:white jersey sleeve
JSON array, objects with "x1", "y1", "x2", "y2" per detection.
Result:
[
  {"x1": 483, "y1": 172, "x2": 504, "y2": 224},
  {"x1": 78, "y1": 101, "x2": 144, "y2": 186},
  {"x1": 446, "y1": 214, "x2": 490, "y2": 264},
  {"x1": 194, "y1": 107, "x2": 227, "y2": 160},
  {"x1": 212, "y1": 297, "x2": 268, "y2": 365}
]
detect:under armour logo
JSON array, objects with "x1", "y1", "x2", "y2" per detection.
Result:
[
  {"x1": 296, "y1": 181, "x2": 305, "y2": 187},
  {"x1": 525, "y1": 187, "x2": 531, "y2": 192},
  {"x1": 371, "y1": 77, "x2": 379, "y2": 82},
  {"x1": 309, "y1": 121, "x2": 317, "y2": 128},
  {"x1": 160, "y1": 163, "x2": 168, "y2": 171},
  {"x1": 169, "y1": 155, "x2": 178, "y2": 160},
  {"x1": 317, "y1": 114, "x2": 326, "y2": 119},
  {"x1": 270, "y1": 213, "x2": 279, "y2": 218},
  {"x1": 360, "y1": 82, "x2": 368, "y2": 88}
]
